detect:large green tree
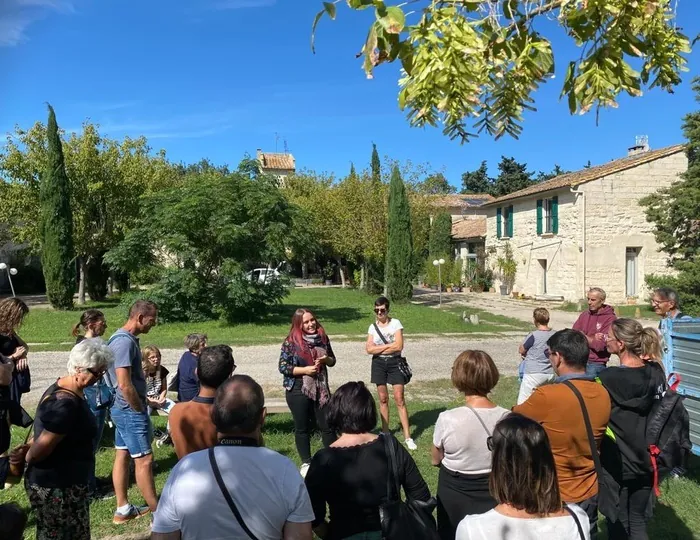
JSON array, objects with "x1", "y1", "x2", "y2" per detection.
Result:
[
  {"x1": 429, "y1": 211, "x2": 453, "y2": 257},
  {"x1": 313, "y1": 1, "x2": 690, "y2": 142},
  {"x1": 461, "y1": 161, "x2": 491, "y2": 194},
  {"x1": 418, "y1": 172, "x2": 455, "y2": 195},
  {"x1": 642, "y1": 77, "x2": 700, "y2": 314},
  {"x1": 491, "y1": 157, "x2": 534, "y2": 197},
  {"x1": 371, "y1": 143, "x2": 381, "y2": 183},
  {"x1": 40, "y1": 105, "x2": 75, "y2": 309},
  {"x1": 385, "y1": 166, "x2": 414, "y2": 301}
]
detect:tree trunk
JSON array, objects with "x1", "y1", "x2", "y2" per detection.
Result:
[
  {"x1": 78, "y1": 257, "x2": 87, "y2": 305},
  {"x1": 302, "y1": 261, "x2": 308, "y2": 279},
  {"x1": 336, "y1": 257, "x2": 346, "y2": 288},
  {"x1": 360, "y1": 262, "x2": 366, "y2": 290}
]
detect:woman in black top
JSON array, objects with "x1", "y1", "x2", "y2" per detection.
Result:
[
  {"x1": 599, "y1": 318, "x2": 666, "y2": 540},
  {"x1": 24, "y1": 339, "x2": 114, "y2": 540},
  {"x1": 305, "y1": 381, "x2": 431, "y2": 540},
  {"x1": 0, "y1": 297, "x2": 30, "y2": 405}
]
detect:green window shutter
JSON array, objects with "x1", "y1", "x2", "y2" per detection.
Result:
[
  {"x1": 552, "y1": 196, "x2": 559, "y2": 234},
  {"x1": 507, "y1": 205, "x2": 514, "y2": 237},
  {"x1": 536, "y1": 199, "x2": 543, "y2": 235},
  {"x1": 496, "y1": 207, "x2": 502, "y2": 238}
]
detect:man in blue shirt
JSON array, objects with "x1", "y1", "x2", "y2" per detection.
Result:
[{"x1": 107, "y1": 300, "x2": 158, "y2": 524}]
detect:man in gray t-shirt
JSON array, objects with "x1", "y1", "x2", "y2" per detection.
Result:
[
  {"x1": 517, "y1": 308, "x2": 556, "y2": 405},
  {"x1": 107, "y1": 300, "x2": 159, "y2": 523}
]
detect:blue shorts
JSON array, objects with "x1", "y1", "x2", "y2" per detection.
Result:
[{"x1": 111, "y1": 406, "x2": 153, "y2": 458}]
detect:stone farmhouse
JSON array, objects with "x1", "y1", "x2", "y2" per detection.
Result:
[
  {"x1": 256, "y1": 149, "x2": 296, "y2": 185},
  {"x1": 483, "y1": 143, "x2": 687, "y2": 303}
]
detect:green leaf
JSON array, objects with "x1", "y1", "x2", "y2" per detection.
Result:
[
  {"x1": 311, "y1": 9, "x2": 326, "y2": 54},
  {"x1": 347, "y1": 0, "x2": 374, "y2": 9},
  {"x1": 323, "y1": 1, "x2": 336, "y2": 19},
  {"x1": 377, "y1": 6, "x2": 405, "y2": 34}
]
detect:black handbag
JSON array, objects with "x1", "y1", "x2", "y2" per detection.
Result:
[
  {"x1": 379, "y1": 433, "x2": 439, "y2": 540},
  {"x1": 373, "y1": 323, "x2": 412, "y2": 384},
  {"x1": 563, "y1": 381, "x2": 620, "y2": 522}
]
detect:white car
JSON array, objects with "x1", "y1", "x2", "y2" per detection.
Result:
[{"x1": 248, "y1": 267, "x2": 281, "y2": 284}]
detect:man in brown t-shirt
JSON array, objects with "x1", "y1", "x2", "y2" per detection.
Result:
[
  {"x1": 513, "y1": 328, "x2": 610, "y2": 540},
  {"x1": 169, "y1": 345, "x2": 236, "y2": 459}
]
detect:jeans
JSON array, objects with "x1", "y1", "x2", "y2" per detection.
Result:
[
  {"x1": 606, "y1": 481, "x2": 652, "y2": 540},
  {"x1": 111, "y1": 406, "x2": 153, "y2": 458},
  {"x1": 517, "y1": 373, "x2": 555, "y2": 404},
  {"x1": 285, "y1": 380, "x2": 336, "y2": 463},
  {"x1": 83, "y1": 385, "x2": 107, "y2": 492},
  {"x1": 572, "y1": 494, "x2": 599, "y2": 540},
  {"x1": 586, "y1": 362, "x2": 607, "y2": 378}
]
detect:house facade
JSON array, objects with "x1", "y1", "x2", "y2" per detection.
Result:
[
  {"x1": 256, "y1": 149, "x2": 296, "y2": 185},
  {"x1": 484, "y1": 144, "x2": 687, "y2": 303},
  {"x1": 430, "y1": 193, "x2": 493, "y2": 262}
]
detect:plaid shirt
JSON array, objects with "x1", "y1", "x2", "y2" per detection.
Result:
[{"x1": 278, "y1": 338, "x2": 335, "y2": 391}]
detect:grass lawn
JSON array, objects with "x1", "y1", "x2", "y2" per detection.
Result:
[
  {"x1": 558, "y1": 301, "x2": 657, "y2": 319},
  {"x1": 19, "y1": 288, "x2": 528, "y2": 351},
  {"x1": 2, "y1": 376, "x2": 698, "y2": 539}
]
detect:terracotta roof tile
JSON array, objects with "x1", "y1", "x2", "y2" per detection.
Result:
[
  {"x1": 452, "y1": 218, "x2": 486, "y2": 240},
  {"x1": 485, "y1": 144, "x2": 685, "y2": 205},
  {"x1": 258, "y1": 152, "x2": 295, "y2": 171},
  {"x1": 432, "y1": 194, "x2": 494, "y2": 208}
]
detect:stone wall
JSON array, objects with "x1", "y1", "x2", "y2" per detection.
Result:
[{"x1": 485, "y1": 150, "x2": 687, "y2": 302}]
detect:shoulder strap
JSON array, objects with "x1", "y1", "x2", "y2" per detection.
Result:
[
  {"x1": 464, "y1": 403, "x2": 492, "y2": 437},
  {"x1": 208, "y1": 448, "x2": 259, "y2": 540},
  {"x1": 564, "y1": 505, "x2": 586, "y2": 540},
  {"x1": 373, "y1": 322, "x2": 389, "y2": 344},
  {"x1": 382, "y1": 433, "x2": 401, "y2": 502},
  {"x1": 562, "y1": 380, "x2": 604, "y2": 480}
]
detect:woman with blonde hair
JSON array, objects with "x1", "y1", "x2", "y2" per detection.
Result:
[
  {"x1": 142, "y1": 345, "x2": 174, "y2": 415},
  {"x1": 599, "y1": 318, "x2": 666, "y2": 540},
  {"x1": 0, "y1": 298, "x2": 30, "y2": 405},
  {"x1": 432, "y1": 350, "x2": 509, "y2": 540}
]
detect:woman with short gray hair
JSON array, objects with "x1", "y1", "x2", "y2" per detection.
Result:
[
  {"x1": 23, "y1": 339, "x2": 114, "y2": 540},
  {"x1": 175, "y1": 333, "x2": 208, "y2": 402}
]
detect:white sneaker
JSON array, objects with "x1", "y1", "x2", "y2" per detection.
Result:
[
  {"x1": 405, "y1": 438, "x2": 417, "y2": 451},
  {"x1": 300, "y1": 463, "x2": 310, "y2": 478}
]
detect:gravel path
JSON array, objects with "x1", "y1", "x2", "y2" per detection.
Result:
[{"x1": 20, "y1": 336, "x2": 524, "y2": 405}]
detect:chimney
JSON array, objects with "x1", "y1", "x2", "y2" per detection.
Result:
[{"x1": 628, "y1": 135, "x2": 650, "y2": 157}]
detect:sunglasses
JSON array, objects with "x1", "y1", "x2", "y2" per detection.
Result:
[
  {"x1": 374, "y1": 308, "x2": 387, "y2": 314},
  {"x1": 87, "y1": 368, "x2": 106, "y2": 379}
]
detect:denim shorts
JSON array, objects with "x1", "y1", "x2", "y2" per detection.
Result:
[{"x1": 110, "y1": 406, "x2": 153, "y2": 458}]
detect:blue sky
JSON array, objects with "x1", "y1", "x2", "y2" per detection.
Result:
[{"x1": 1, "y1": 0, "x2": 699, "y2": 188}]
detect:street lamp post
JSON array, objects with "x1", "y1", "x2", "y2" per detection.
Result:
[
  {"x1": 0, "y1": 263, "x2": 18, "y2": 297},
  {"x1": 432, "y1": 258, "x2": 445, "y2": 307}
]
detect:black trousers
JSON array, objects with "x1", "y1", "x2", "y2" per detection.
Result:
[
  {"x1": 606, "y1": 481, "x2": 653, "y2": 540},
  {"x1": 437, "y1": 467, "x2": 495, "y2": 540},
  {"x1": 571, "y1": 494, "x2": 599, "y2": 540},
  {"x1": 286, "y1": 379, "x2": 336, "y2": 463}
]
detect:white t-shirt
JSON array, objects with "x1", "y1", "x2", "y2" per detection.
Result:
[
  {"x1": 368, "y1": 318, "x2": 403, "y2": 350},
  {"x1": 456, "y1": 506, "x2": 590, "y2": 540},
  {"x1": 152, "y1": 446, "x2": 314, "y2": 540},
  {"x1": 433, "y1": 406, "x2": 509, "y2": 474}
]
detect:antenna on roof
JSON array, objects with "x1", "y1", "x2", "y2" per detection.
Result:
[
  {"x1": 275, "y1": 132, "x2": 280, "y2": 152},
  {"x1": 635, "y1": 135, "x2": 649, "y2": 149},
  {"x1": 284, "y1": 139, "x2": 289, "y2": 154}
]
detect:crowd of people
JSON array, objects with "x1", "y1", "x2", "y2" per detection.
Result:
[{"x1": 0, "y1": 286, "x2": 691, "y2": 540}]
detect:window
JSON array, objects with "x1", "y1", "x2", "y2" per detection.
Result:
[
  {"x1": 496, "y1": 206, "x2": 513, "y2": 238},
  {"x1": 537, "y1": 196, "x2": 558, "y2": 235}
]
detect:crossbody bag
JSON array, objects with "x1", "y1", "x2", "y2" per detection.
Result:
[
  {"x1": 373, "y1": 323, "x2": 412, "y2": 384},
  {"x1": 563, "y1": 380, "x2": 619, "y2": 521}
]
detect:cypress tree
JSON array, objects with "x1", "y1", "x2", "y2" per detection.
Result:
[
  {"x1": 371, "y1": 143, "x2": 381, "y2": 183},
  {"x1": 385, "y1": 166, "x2": 413, "y2": 301},
  {"x1": 429, "y1": 211, "x2": 453, "y2": 257},
  {"x1": 40, "y1": 104, "x2": 75, "y2": 309}
]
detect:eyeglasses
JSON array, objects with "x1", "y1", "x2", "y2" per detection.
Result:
[
  {"x1": 86, "y1": 368, "x2": 106, "y2": 379},
  {"x1": 374, "y1": 308, "x2": 387, "y2": 314},
  {"x1": 486, "y1": 436, "x2": 494, "y2": 451}
]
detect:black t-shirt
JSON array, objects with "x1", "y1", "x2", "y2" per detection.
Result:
[
  {"x1": 304, "y1": 435, "x2": 431, "y2": 539},
  {"x1": 0, "y1": 333, "x2": 20, "y2": 357},
  {"x1": 25, "y1": 383, "x2": 97, "y2": 488}
]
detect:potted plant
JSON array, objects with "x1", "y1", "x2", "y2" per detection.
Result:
[
  {"x1": 496, "y1": 243, "x2": 517, "y2": 296},
  {"x1": 322, "y1": 263, "x2": 335, "y2": 286}
]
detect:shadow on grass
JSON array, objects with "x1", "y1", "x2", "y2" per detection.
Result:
[
  {"x1": 410, "y1": 406, "x2": 446, "y2": 441},
  {"x1": 646, "y1": 500, "x2": 696, "y2": 539}
]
